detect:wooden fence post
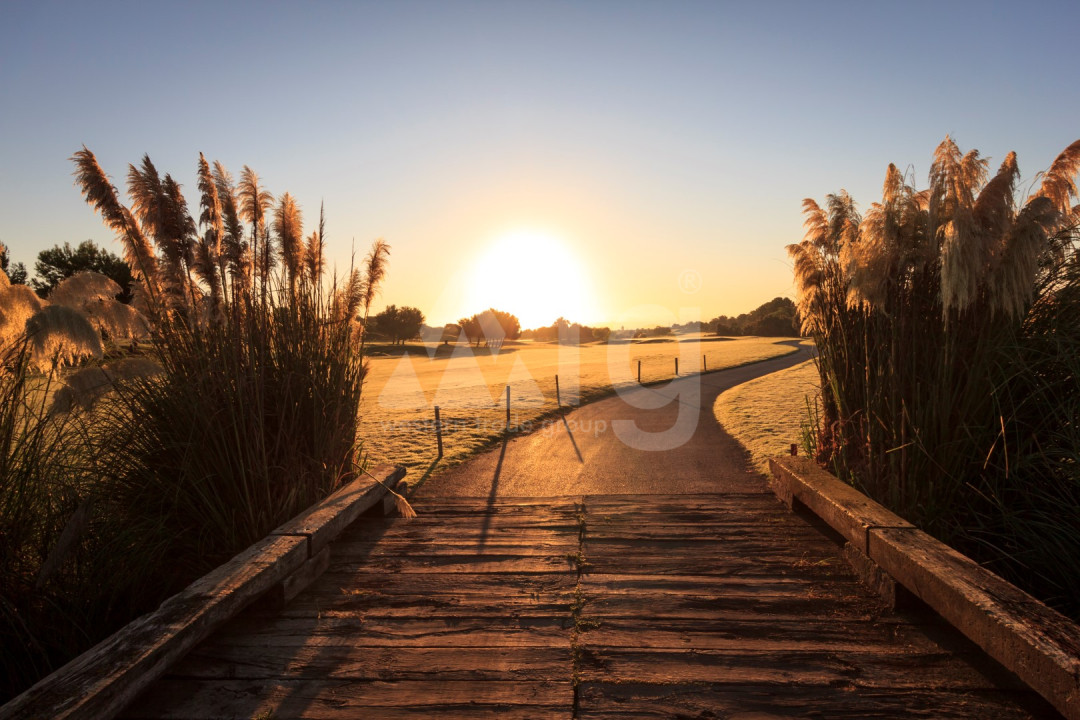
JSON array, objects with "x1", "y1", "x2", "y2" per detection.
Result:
[
  {"x1": 555, "y1": 374, "x2": 561, "y2": 407},
  {"x1": 703, "y1": 354, "x2": 706, "y2": 371},
  {"x1": 435, "y1": 406, "x2": 443, "y2": 458},
  {"x1": 637, "y1": 360, "x2": 641, "y2": 383},
  {"x1": 505, "y1": 385, "x2": 511, "y2": 429},
  {"x1": 675, "y1": 357, "x2": 679, "y2": 375}
]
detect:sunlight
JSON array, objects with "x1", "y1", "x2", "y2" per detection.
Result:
[{"x1": 463, "y1": 230, "x2": 598, "y2": 330}]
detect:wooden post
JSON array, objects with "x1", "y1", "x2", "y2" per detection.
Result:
[
  {"x1": 675, "y1": 357, "x2": 679, "y2": 375},
  {"x1": 505, "y1": 385, "x2": 511, "y2": 429},
  {"x1": 637, "y1": 360, "x2": 641, "y2": 383},
  {"x1": 703, "y1": 354, "x2": 706, "y2": 371},
  {"x1": 555, "y1": 374, "x2": 561, "y2": 407},
  {"x1": 790, "y1": 443, "x2": 798, "y2": 456},
  {"x1": 435, "y1": 406, "x2": 443, "y2": 458}
]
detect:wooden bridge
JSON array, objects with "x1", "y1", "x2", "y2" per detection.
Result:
[{"x1": 121, "y1": 489, "x2": 1055, "y2": 719}]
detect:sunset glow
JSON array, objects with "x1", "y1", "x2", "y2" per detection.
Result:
[{"x1": 462, "y1": 230, "x2": 599, "y2": 330}]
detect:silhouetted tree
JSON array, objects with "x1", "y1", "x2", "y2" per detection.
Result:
[
  {"x1": 0, "y1": 242, "x2": 28, "y2": 284},
  {"x1": 31, "y1": 240, "x2": 133, "y2": 301},
  {"x1": 370, "y1": 305, "x2": 425, "y2": 344}
]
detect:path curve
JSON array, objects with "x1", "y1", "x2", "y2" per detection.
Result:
[{"x1": 418, "y1": 340, "x2": 814, "y2": 497}]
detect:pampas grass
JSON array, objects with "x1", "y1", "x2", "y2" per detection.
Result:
[
  {"x1": 0, "y1": 147, "x2": 392, "y2": 702},
  {"x1": 24, "y1": 306, "x2": 103, "y2": 371},
  {"x1": 793, "y1": 136, "x2": 1080, "y2": 617}
]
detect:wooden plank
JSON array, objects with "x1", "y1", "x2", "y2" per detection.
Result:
[
  {"x1": 0, "y1": 535, "x2": 307, "y2": 720},
  {"x1": 123, "y1": 679, "x2": 573, "y2": 719},
  {"x1": 871, "y1": 526, "x2": 1080, "y2": 720},
  {"x1": 198, "y1": 615, "x2": 573, "y2": 648},
  {"x1": 328, "y1": 554, "x2": 577, "y2": 574},
  {"x1": 581, "y1": 588, "x2": 890, "y2": 620},
  {"x1": 273, "y1": 464, "x2": 406, "y2": 556},
  {"x1": 768, "y1": 455, "x2": 913, "y2": 553},
  {"x1": 576, "y1": 682, "x2": 1051, "y2": 719},
  {"x1": 576, "y1": 647, "x2": 1028, "y2": 690},
  {"x1": 170, "y1": 645, "x2": 571, "y2": 681},
  {"x1": 577, "y1": 616, "x2": 956, "y2": 653},
  {"x1": 330, "y1": 539, "x2": 578, "y2": 558}
]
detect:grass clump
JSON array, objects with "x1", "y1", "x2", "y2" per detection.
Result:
[
  {"x1": 790, "y1": 136, "x2": 1080, "y2": 617},
  {"x1": 0, "y1": 149, "x2": 388, "y2": 702}
]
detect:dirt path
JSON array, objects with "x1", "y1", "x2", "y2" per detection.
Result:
[{"x1": 417, "y1": 340, "x2": 814, "y2": 497}]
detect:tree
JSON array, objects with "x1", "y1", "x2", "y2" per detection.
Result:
[
  {"x1": 457, "y1": 315, "x2": 483, "y2": 346},
  {"x1": 0, "y1": 241, "x2": 28, "y2": 284},
  {"x1": 459, "y1": 308, "x2": 521, "y2": 348},
  {"x1": 370, "y1": 305, "x2": 425, "y2": 344},
  {"x1": 31, "y1": 240, "x2": 134, "y2": 301}
]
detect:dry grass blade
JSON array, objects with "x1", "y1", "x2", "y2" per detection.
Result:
[
  {"x1": 363, "y1": 469, "x2": 416, "y2": 519},
  {"x1": 34, "y1": 499, "x2": 92, "y2": 589}
]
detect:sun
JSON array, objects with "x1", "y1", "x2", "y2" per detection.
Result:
[{"x1": 463, "y1": 230, "x2": 598, "y2": 330}]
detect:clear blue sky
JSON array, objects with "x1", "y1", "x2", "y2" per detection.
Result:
[{"x1": 2, "y1": 0, "x2": 1078, "y2": 327}]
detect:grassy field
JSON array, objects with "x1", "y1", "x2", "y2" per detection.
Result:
[
  {"x1": 359, "y1": 336, "x2": 799, "y2": 472},
  {"x1": 713, "y1": 355, "x2": 820, "y2": 475}
]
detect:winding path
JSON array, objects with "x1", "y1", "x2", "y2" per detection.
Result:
[{"x1": 420, "y1": 340, "x2": 813, "y2": 497}]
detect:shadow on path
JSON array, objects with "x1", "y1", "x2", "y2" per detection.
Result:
[{"x1": 477, "y1": 435, "x2": 509, "y2": 553}]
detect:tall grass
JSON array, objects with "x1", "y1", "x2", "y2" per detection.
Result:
[
  {"x1": 791, "y1": 137, "x2": 1080, "y2": 616},
  {"x1": 0, "y1": 149, "x2": 387, "y2": 702}
]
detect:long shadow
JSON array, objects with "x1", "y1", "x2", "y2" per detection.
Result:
[
  {"x1": 408, "y1": 457, "x2": 443, "y2": 495},
  {"x1": 561, "y1": 414, "x2": 584, "y2": 464},
  {"x1": 477, "y1": 434, "x2": 509, "y2": 553}
]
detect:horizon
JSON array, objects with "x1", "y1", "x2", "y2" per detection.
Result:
[{"x1": 3, "y1": 1, "x2": 1079, "y2": 328}]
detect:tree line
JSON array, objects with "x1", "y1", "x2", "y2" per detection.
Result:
[{"x1": 707, "y1": 296, "x2": 799, "y2": 336}]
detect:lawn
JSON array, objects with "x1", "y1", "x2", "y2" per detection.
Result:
[
  {"x1": 713, "y1": 352, "x2": 820, "y2": 475},
  {"x1": 359, "y1": 336, "x2": 799, "y2": 470}
]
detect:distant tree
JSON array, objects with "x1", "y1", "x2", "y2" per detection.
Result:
[
  {"x1": 460, "y1": 308, "x2": 520, "y2": 347},
  {"x1": 481, "y1": 308, "x2": 520, "y2": 342},
  {"x1": 439, "y1": 323, "x2": 460, "y2": 345},
  {"x1": 394, "y1": 306, "x2": 425, "y2": 344},
  {"x1": 710, "y1": 297, "x2": 798, "y2": 337},
  {"x1": 458, "y1": 315, "x2": 483, "y2": 346},
  {"x1": 528, "y1": 317, "x2": 611, "y2": 344},
  {"x1": 0, "y1": 241, "x2": 28, "y2": 284},
  {"x1": 370, "y1": 305, "x2": 425, "y2": 344},
  {"x1": 31, "y1": 240, "x2": 133, "y2": 301}
]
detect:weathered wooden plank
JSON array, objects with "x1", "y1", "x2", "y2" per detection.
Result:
[
  {"x1": 123, "y1": 679, "x2": 573, "y2": 719},
  {"x1": 577, "y1": 616, "x2": 955, "y2": 653},
  {"x1": 576, "y1": 647, "x2": 1028, "y2": 690},
  {"x1": 579, "y1": 573, "x2": 863, "y2": 595},
  {"x1": 201, "y1": 615, "x2": 573, "y2": 648},
  {"x1": 581, "y1": 588, "x2": 890, "y2": 620},
  {"x1": 273, "y1": 464, "x2": 406, "y2": 557},
  {"x1": 273, "y1": 587, "x2": 574, "y2": 619},
  {"x1": 872, "y1": 526, "x2": 1080, "y2": 720},
  {"x1": 330, "y1": 539, "x2": 578, "y2": 558},
  {"x1": 170, "y1": 645, "x2": 571, "y2": 681},
  {"x1": 307, "y1": 570, "x2": 576, "y2": 597},
  {"x1": 328, "y1": 554, "x2": 578, "y2": 574},
  {"x1": 577, "y1": 554, "x2": 854, "y2": 578},
  {"x1": 768, "y1": 455, "x2": 913, "y2": 553},
  {"x1": 576, "y1": 682, "x2": 1051, "y2": 719}
]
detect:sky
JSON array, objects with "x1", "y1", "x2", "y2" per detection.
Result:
[{"x1": 2, "y1": 0, "x2": 1079, "y2": 329}]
